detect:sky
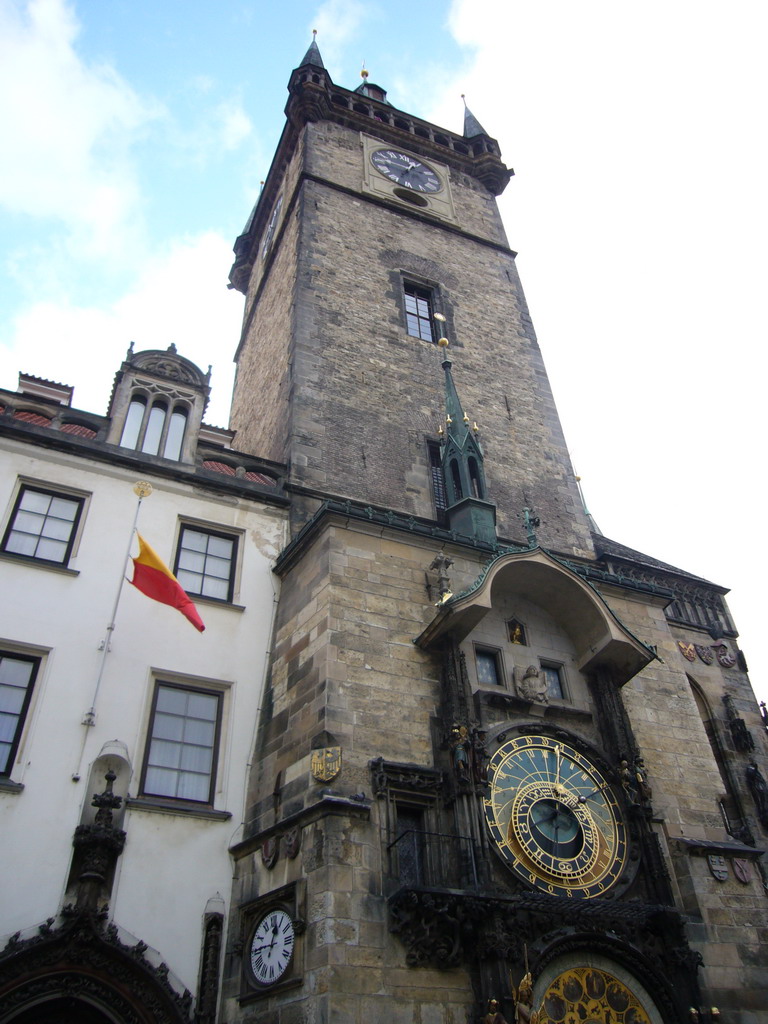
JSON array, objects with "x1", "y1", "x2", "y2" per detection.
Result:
[{"x1": 1, "y1": 0, "x2": 766, "y2": 705}]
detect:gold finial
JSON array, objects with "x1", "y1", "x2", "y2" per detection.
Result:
[
  {"x1": 438, "y1": 337, "x2": 449, "y2": 347},
  {"x1": 361, "y1": 60, "x2": 369, "y2": 80},
  {"x1": 463, "y1": 412, "x2": 469, "y2": 424},
  {"x1": 434, "y1": 312, "x2": 448, "y2": 346},
  {"x1": 312, "y1": 28, "x2": 317, "y2": 37},
  {"x1": 446, "y1": 415, "x2": 453, "y2": 425},
  {"x1": 473, "y1": 421, "x2": 479, "y2": 433},
  {"x1": 438, "y1": 425, "x2": 444, "y2": 436},
  {"x1": 133, "y1": 481, "x2": 153, "y2": 498}
]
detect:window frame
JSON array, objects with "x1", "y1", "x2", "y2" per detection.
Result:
[
  {"x1": 474, "y1": 644, "x2": 504, "y2": 688},
  {"x1": 139, "y1": 680, "x2": 224, "y2": 806},
  {"x1": 173, "y1": 522, "x2": 240, "y2": 605},
  {"x1": 0, "y1": 650, "x2": 40, "y2": 776},
  {"x1": 402, "y1": 281, "x2": 437, "y2": 343},
  {"x1": 1, "y1": 482, "x2": 86, "y2": 568},
  {"x1": 119, "y1": 392, "x2": 191, "y2": 462},
  {"x1": 539, "y1": 661, "x2": 567, "y2": 701}
]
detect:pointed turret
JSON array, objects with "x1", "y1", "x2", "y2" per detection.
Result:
[
  {"x1": 299, "y1": 30, "x2": 325, "y2": 69},
  {"x1": 462, "y1": 95, "x2": 488, "y2": 138},
  {"x1": 436, "y1": 337, "x2": 497, "y2": 546}
]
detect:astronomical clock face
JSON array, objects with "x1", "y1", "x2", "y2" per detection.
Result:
[{"x1": 484, "y1": 735, "x2": 627, "y2": 898}]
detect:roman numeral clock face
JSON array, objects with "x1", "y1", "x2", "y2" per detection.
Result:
[
  {"x1": 249, "y1": 909, "x2": 295, "y2": 987},
  {"x1": 370, "y1": 149, "x2": 442, "y2": 193},
  {"x1": 484, "y1": 736, "x2": 628, "y2": 898}
]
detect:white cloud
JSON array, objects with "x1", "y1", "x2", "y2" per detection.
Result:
[
  {"x1": 309, "y1": 0, "x2": 370, "y2": 76},
  {"x1": 0, "y1": 232, "x2": 243, "y2": 427},
  {"x1": 0, "y1": 0, "x2": 160, "y2": 259}
]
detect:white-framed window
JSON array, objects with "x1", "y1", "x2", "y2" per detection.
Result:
[
  {"x1": 173, "y1": 524, "x2": 238, "y2": 603},
  {"x1": 2, "y1": 484, "x2": 85, "y2": 566},
  {"x1": 140, "y1": 681, "x2": 223, "y2": 804}
]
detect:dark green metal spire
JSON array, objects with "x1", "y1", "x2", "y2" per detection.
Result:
[
  {"x1": 462, "y1": 95, "x2": 488, "y2": 138},
  {"x1": 299, "y1": 31, "x2": 325, "y2": 69},
  {"x1": 437, "y1": 343, "x2": 496, "y2": 545}
]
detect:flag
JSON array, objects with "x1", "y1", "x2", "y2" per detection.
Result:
[{"x1": 130, "y1": 534, "x2": 205, "y2": 632}]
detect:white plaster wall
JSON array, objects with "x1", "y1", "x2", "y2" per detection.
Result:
[{"x1": 0, "y1": 438, "x2": 286, "y2": 993}]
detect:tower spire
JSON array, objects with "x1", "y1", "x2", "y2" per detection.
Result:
[
  {"x1": 299, "y1": 29, "x2": 325, "y2": 69},
  {"x1": 462, "y1": 94, "x2": 488, "y2": 138},
  {"x1": 436, "y1": 333, "x2": 496, "y2": 546}
]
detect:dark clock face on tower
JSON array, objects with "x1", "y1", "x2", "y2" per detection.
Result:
[
  {"x1": 249, "y1": 908, "x2": 295, "y2": 986},
  {"x1": 484, "y1": 735, "x2": 628, "y2": 899},
  {"x1": 371, "y1": 149, "x2": 442, "y2": 193}
]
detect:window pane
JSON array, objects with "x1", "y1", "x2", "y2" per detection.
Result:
[
  {"x1": 208, "y1": 535, "x2": 233, "y2": 559},
  {"x1": 156, "y1": 686, "x2": 189, "y2": 714},
  {"x1": 180, "y1": 743, "x2": 213, "y2": 773},
  {"x1": 177, "y1": 772, "x2": 210, "y2": 802},
  {"x1": 141, "y1": 404, "x2": 166, "y2": 455},
  {"x1": 163, "y1": 408, "x2": 187, "y2": 461},
  {"x1": 181, "y1": 530, "x2": 208, "y2": 552},
  {"x1": 120, "y1": 397, "x2": 146, "y2": 449},
  {"x1": 201, "y1": 576, "x2": 229, "y2": 600},
  {"x1": 0, "y1": 685, "x2": 28, "y2": 715},
  {"x1": 19, "y1": 491, "x2": 51, "y2": 514},
  {"x1": 178, "y1": 549, "x2": 206, "y2": 573},
  {"x1": 476, "y1": 651, "x2": 500, "y2": 686},
  {"x1": 0, "y1": 659, "x2": 35, "y2": 687},
  {"x1": 152, "y1": 712, "x2": 185, "y2": 741},
  {"x1": 542, "y1": 666, "x2": 564, "y2": 699},
  {"x1": 186, "y1": 692, "x2": 218, "y2": 720},
  {"x1": 183, "y1": 717, "x2": 215, "y2": 746},
  {"x1": 47, "y1": 497, "x2": 78, "y2": 521},
  {"x1": 149, "y1": 738, "x2": 182, "y2": 768}
]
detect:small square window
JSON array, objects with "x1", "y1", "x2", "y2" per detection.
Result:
[
  {"x1": 540, "y1": 663, "x2": 565, "y2": 700},
  {"x1": 403, "y1": 283, "x2": 436, "y2": 342},
  {"x1": 476, "y1": 647, "x2": 502, "y2": 687},
  {"x1": 141, "y1": 682, "x2": 222, "y2": 804},
  {"x1": 174, "y1": 526, "x2": 237, "y2": 602},
  {"x1": 2, "y1": 485, "x2": 83, "y2": 566},
  {"x1": 0, "y1": 652, "x2": 39, "y2": 775}
]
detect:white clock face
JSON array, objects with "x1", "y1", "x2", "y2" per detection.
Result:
[{"x1": 249, "y1": 908, "x2": 295, "y2": 986}]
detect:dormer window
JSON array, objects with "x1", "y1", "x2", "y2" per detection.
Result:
[{"x1": 119, "y1": 395, "x2": 189, "y2": 461}]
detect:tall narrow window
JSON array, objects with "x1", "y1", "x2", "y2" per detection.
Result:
[
  {"x1": 141, "y1": 682, "x2": 222, "y2": 803},
  {"x1": 395, "y1": 806, "x2": 425, "y2": 886},
  {"x1": 427, "y1": 441, "x2": 447, "y2": 523},
  {"x1": 403, "y1": 283, "x2": 435, "y2": 342},
  {"x1": 120, "y1": 396, "x2": 146, "y2": 449},
  {"x1": 476, "y1": 647, "x2": 502, "y2": 686},
  {"x1": 468, "y1": 457, "x2": 484, "y2": 499},
  {"x1": 450, "y1": 460, "x2": 463, "y2": 500},
  {"x1": 141, "y1": 402, "x2": 167, "y2": 455},
  {"x1": 0, "y1": 653, "x2": 39, "y2": 775},
  {"x1": 164, "y1": 408, "x2": 188, "y2": 461}
]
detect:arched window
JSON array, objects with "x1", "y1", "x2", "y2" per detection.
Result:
[
  {"x1": 450, "y1": 460, "x2": 463, "y2": 501},
  {"x1": 119, "y1": 395, "x2": 188, "y2": 462},
  {"x1": 141, "y1": 401, "x2": 167, "y2": 455},
  {"x1": 468, "y1": 457, "x2": 484, "y2": 499},
  {"x1": 164, "y1": 407, "x2": 188, "y2": 461}
]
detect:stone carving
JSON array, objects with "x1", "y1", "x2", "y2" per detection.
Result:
[
  {"x1": 745, "y1": 762, "x2": 768, "y2": 829},
  {"x1": 707, "y1": 855, "x2": 729, "y2": 881},
  {"x1": 515, "y1": 665, "x2": 548, "y2": 703},
  {"x1": 722, "y1": 694, "x2": 755, "y2": 752},
  {"x1": 485, "y1": 998, "x2": 510, "y2": 1024},
  {"x1": 450, "y1": 724, "x2": 471, "y2": 782}
]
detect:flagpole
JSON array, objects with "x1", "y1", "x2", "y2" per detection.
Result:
[{"x1": 71, "y1": 481, "x2": 153, "y2": 781}]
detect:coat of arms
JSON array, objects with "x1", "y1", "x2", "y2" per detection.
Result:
[
  {"x1": 678, "y1": 641, "x2": 696, "y2": 662},
  {"x1": 732, "y1": 858, "x2": 752, "y2": 885},
  {"x1": 707, "y1": 855, "x2": 728, "y2": 882},
  {"x1": 311, "y1": 746, "x2": 342, "y2": 782}
]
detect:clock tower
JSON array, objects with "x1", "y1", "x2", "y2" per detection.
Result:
[{"x1": 221, "y1": 38, "x2": 768, "y2": 1024}]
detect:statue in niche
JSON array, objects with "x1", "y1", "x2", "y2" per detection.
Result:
[
  {"x1": 450, "y1": 724, "x2": 470, "y2": 782},
  {"x1": 746, "y1": 761, "x2": 768, "y2": 828},
  {"x1": 515, "y1": 665, "x2": 548, "y2": 704},
  {"x1": 514, "y1": 972, "x2": 538, "y2": 1024},
  {"x1": 507, "y1": 619, "x2": 527, "y2": 645}
]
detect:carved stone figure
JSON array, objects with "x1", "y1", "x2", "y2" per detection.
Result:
[
  {"x1": 515, "y1": 665, "x2": 548, "y2": 704},
  {"x1": 515, "y1": 972, "x2": 538, "y2": 1024},
  {"x1": 450, "y1": 725, "x2": 470, "y2": 782},
  {"x1": 484, "y1": 998, "x2": 509, "y2": 1024},
  {"x1": 746, "y1": 761, "x2": 768, "y2": 828}
]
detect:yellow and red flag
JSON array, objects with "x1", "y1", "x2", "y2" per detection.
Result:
[{"x1": 130, "y1": 534, "x2": 205, "y2": 632}]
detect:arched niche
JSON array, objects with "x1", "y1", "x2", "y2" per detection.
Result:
[{"x1": 417, "y1": 549, "x2": 653, "y2": 686}]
